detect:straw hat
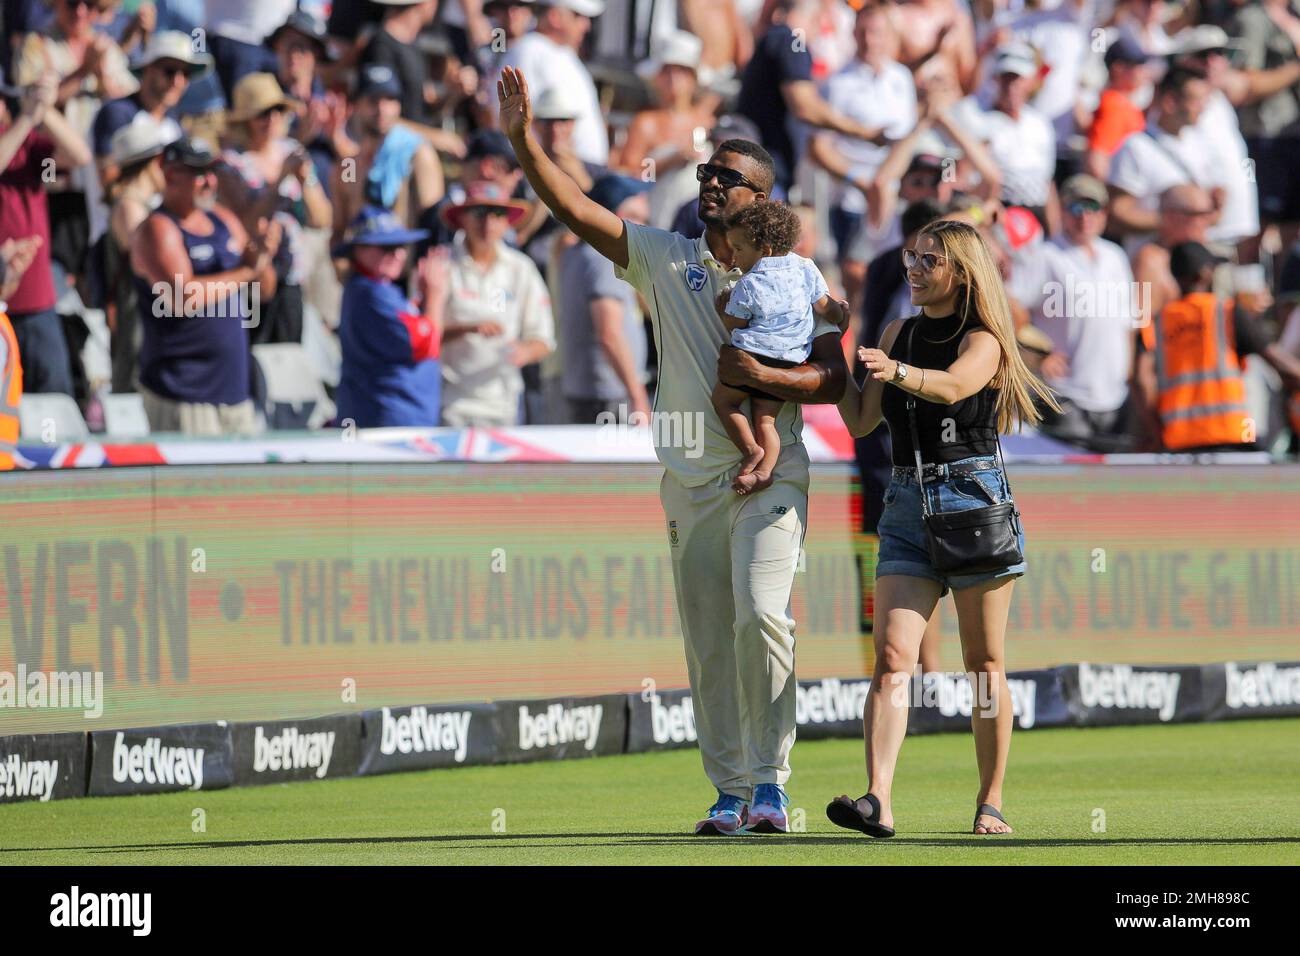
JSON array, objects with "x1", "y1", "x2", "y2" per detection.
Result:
[{"x1": 226, "y1": 73, "x2": 301, "y2": 123}]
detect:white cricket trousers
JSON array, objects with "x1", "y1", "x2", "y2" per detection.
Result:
[{"x1": 659, "y1": 443, "x2": 809, "y2": 800}]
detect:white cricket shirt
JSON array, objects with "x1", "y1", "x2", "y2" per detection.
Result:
[{"x1": 615, "y1": 222, "x2": 840, "y2": 487}]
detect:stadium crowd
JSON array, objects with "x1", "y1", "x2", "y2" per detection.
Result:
[{"x1": 2, "y1": 0, "x2": 1300, "y2": 455}]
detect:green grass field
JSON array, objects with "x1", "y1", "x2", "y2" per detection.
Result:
[{"x1": 2, "y1": 719, "x2": 1297, "y2": 865}]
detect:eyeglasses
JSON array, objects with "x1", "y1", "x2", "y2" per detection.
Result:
[
  {"x1": 1066, "y1": 200, "x2": 1103, "y2": 216},
  {"x1": 696, "y1": 163, "x2": 762, "y2": 193},
  {"x1": 902, "y1": 248, "x2": 948, "y2": 272}
]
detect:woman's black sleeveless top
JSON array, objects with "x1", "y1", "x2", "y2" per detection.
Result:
[{"x1": 880, "y1": 312, "x2": 1000, "y2": 467}]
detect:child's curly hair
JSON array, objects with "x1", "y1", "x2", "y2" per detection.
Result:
[{"x1": 724, "y1": 201, "x2": 802, "y2": 257}]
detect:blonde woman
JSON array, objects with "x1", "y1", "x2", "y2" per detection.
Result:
[{"x1": 828, "y1": 218, "x2": 1058, "y2": 838}]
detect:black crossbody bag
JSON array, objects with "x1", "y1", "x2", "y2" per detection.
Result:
[{"x1": 902, "y1": 321, "x2": 1024, "y2": 575}]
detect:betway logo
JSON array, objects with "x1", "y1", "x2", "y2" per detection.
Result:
[
  {"x1": 111, "y1": 733, "x2": 204, "y2": 789},
  {"x1": 1226, "y1": 662, "x2": 1300, "y2": 710},
  {"x1": 380, "y1": 706, "x2": 472, "y2": 763},
  {"x1": 0, "y1": 754, "x2": 58, "y2": 802},
  {"x1": 518, "y1": 703, "x2": 602, "y2": 751},
  {"x1": 796, "y1": 679, "x2": 871, "y2": 725},
  {"x1": 919, "y1": 673, "x2": 1040, "y2": 728},
  {"x1": 252, "y1": 726, "x2": 335, "y2": 779},
  {"x1": 650, "y1": 694, "x2": 696, "y2": 744},
  {"x1": 1078, "y1": 664, "x2": 1181, "y2": 722}
]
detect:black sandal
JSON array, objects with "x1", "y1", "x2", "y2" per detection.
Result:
[
  {"x1": 973, "y1": 803, "x2": 1011, "y2": 834},
  {"x1": 826, "y1": 793, "x2": 896, "y2": 839}
]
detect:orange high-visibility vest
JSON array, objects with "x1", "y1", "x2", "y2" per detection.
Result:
[
  {"x1": 1144, "y1": 293, "x2": 1252, "y2": 450},
  {"x1": 0, "y1": 311, "x2": 21, "y2": 470}
]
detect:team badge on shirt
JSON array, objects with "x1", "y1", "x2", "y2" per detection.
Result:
[{"x1": 684, "y1": 263, "x2": 707, "y2": 292}]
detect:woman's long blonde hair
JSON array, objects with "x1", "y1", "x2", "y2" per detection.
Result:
[{"x1": 915, "y1": 218, "x2": 1060, "y2": 433}]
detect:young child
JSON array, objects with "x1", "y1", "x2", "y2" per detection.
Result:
[{"x1": 712, "y1": 201, "x2": 837, "y2": 494}]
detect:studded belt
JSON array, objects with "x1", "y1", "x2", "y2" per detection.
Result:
[{"x1": 891, "y1": 458, "x2": 1001, "y2": 482}]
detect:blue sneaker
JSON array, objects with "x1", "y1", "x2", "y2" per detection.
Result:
[
  {"x1": 694, "y1": 791, "x2": 748, "y2": 836},
  {"x1": 745, "y1": 784, "x2": 790, "y2": 834}
]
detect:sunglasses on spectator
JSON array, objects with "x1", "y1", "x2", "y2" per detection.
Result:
[
  {"x1": 902, "y1": 249, "x2": 948, "y2": 272},
  {"x1": 154, "y1": 63, "x2": 190, "y2": 80},
  {"x1": 696, "y1": 163, "x2": 762, "y2": 193},
  {"x1": 1066, "y1": 200, "x2": 1103, "y2": 216},
  {"x1": 467, "y1": 206, "x2": 511, "y2": 219}
]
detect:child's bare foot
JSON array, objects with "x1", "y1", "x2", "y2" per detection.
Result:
[
  {"x1": 738, "y1": 444, "x2": 764, "y2": 476},
  {"x1": 732, "y1": 469, "x2": 774, "y2": 495}
]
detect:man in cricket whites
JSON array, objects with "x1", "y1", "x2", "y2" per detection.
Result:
[{"x1": 498, "y1": 67, "x2": 849, "y2": 834}]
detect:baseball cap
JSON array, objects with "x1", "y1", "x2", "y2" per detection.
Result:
[
  {"x1": 110, "y1": 112, "x2": 180, "y2": 168},
  {"x1": 993, "y1": 42, "x2": 1038, "y2": 79},
  {"x1": 1172, "y1": 24, "x2": 1237, "y2": 58},
  {"x1": 1104, "y1": 35, "x2": 1153, "y2": 68},
  {"x1": 533, "y1": 85, "x2": 584, "y2": 121},
  {"x1": 267, "y1": 10, "x2": 337, "y2": 62},
  {"x1": 543, "y1": 0, "x2": 606, "y2": 16},
  {"x1": 356, "y1": 64, "x2": 402, "y2": 100},
  {"x1": 1060, "y1": 174, "x2": 1109, "y2": 206},
  {"x1": 1169, "y1": 241, "x2": 1228, "y2": 282},
  {"x1": 906, "y1": 130, "x2": 957, "y2": 175},
  {"x1": 162, "y1": 135, "x2": 219, "y2": 170},
  {"x1": 636, "y1": 29, "x2": 703, "y2": 80}
]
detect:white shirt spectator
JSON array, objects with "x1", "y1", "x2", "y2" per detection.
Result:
[
  {"x1": 973, "y1": 105, "x2": 1056, "y2": 207},
  {"x1": 501, "y1": 32, "x2": 609, "y2": 165},
  {"x1": 822, "y1": 59, "x2": 917, "y2": 215},
  {"x1": 1032, "y1": 235, "x2": 1137, "y2": 413},
  {"x1": 1107, "y1": 122, "x2": 1225, "y2": 244},
  {"x1": 982, "y1": 3, "x2": 1093, "y2": 154},
  {"x1": 441, "y1": 238, "x2": 557, "y2": 427},
  {"x1": 207, "y1": 0, "x2": 296, "y2": 44},
  {"x1": 1197, "y1": 91, "x2": 1259, "y2": 247}
]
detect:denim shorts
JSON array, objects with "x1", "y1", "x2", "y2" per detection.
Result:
[{"x1": 876, "y1": 455, "x2": 1027, "y2": 596}]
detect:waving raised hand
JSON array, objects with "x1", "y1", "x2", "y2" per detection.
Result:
[{"x1": 497, "y1": 66, "x2": 533, "y2": 142}]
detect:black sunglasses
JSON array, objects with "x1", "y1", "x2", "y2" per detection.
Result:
[
  {"x1": 902, "y1": 248, "x2": 948, "y2": 272},
  {"x1": 467, "y1": 206, "x2": 511, "y2": 219},
  {"x1": 696, "y1": 163, "x2": 762, "y2": 193}
]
